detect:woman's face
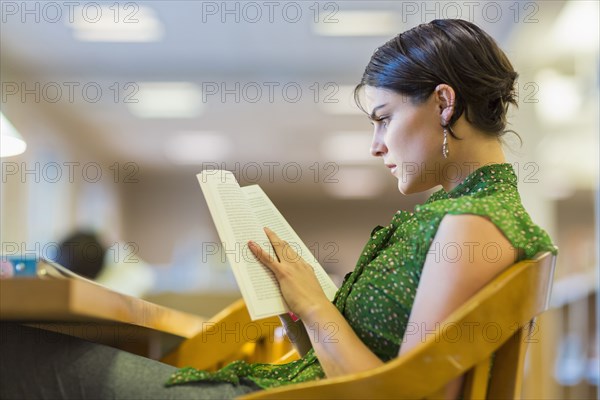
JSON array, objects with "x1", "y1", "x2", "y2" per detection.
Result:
[{"x1": 364, "y1": 85, "x2": 448, "y2": 195}]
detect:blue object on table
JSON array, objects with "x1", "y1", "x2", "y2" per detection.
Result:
[{"x1": 1, "y1": 255, "x2": 39, "y2": 277}]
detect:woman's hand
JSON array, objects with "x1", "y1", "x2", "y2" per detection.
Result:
[
  {"x1": 250, "y1": 227, "x2": 384, "y2": 378},
  {"x1": 248, "y1": 227, "x2": 330, "y2": 319}
]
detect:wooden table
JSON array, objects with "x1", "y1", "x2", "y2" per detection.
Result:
[{"x1": 0, "y1": 278, "x2": 206, "y2": 359}]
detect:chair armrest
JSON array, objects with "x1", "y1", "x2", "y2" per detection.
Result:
[{"x1": 161, "y1": 299, "x2": 293, "y2": 370}]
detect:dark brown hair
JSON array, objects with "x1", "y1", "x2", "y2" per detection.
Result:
[{"x1": 355, "y1": 19, "x2": 519, "y2": 139}]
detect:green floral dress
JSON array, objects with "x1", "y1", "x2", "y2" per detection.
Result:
[{"x1": 165, "y1": 163, "x2": 558, "y2": 390}]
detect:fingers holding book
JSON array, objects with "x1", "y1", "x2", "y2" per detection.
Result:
[{"x1": 248, "y1": 227, "x2": 330, "y2": 318}]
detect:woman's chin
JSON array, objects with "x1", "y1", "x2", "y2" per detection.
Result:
[{"x1": 397, "y1": 181, "x2": 414, "y2": 195}]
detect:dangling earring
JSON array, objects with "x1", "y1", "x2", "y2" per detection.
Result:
[{"x1": 442, "y1": 128, "x2": 449, "y2": 159}]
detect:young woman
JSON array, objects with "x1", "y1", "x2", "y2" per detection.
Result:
[{"x1": 0, "y1": 19, "x2": 557, "y2": 400}]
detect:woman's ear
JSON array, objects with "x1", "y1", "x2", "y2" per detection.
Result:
[{"x1": 434, "y1": 84, "x2": 456, "y2": 126}]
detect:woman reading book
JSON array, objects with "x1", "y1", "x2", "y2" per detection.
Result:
[{"x1": 0, "y1": 19, "x2": 557, "y2": 400}]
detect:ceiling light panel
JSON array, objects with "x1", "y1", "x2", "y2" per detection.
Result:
[
  {"x1": 67, "y1": 4, "x2": 164, "y2": 42},
  {"x1": 312, "y1": 11, "x2": 399, "y2": 37},
  {"x1": 164, "y1": 131, "x2": 232, "y2": 164},
  {"x1": 127, "y1": 82, "x2": 203, "y2": 119}
]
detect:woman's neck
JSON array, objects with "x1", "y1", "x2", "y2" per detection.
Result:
[{"x1": 440, "y1": 136, "x2": 506, "y2": 193}]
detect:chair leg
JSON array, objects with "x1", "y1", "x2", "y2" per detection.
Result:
[{"x1": 462, "y1": 356, "x2": 491, "y2": 400}]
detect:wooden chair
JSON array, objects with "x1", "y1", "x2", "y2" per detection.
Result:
[
  {"x1": 238, "y1": 251, "x2": 557, "y2": 399},
  {"x1": 161, "y1": 298, "x2": 294, "y2": 371}
]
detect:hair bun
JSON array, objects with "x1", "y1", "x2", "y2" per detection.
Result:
[{"x1": 502, "y1": 72, "x2": 519, "y2": 105}]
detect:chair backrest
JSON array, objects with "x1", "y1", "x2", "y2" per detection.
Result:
[
  {"x1": 241, "y1": 251, "x2": 557, "y2": 400},
  {"x1": 162, "y1": 298, "x2": 292, "y2": 371}
]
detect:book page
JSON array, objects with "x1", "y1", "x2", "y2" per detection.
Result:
[
  {"x1": 241, "y1": 185, "x2": 338, "y2": 301},
  {"x1": 197, "y1": 170, "x2": 288, "y2": 319}
]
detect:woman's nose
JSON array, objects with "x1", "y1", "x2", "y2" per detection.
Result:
[{"x1": 370, "y1": 131, "x2": 387, "y2": 157}]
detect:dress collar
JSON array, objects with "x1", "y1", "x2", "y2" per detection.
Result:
[{"x1": 426, "y1": 162, "x2": 518, "y2": 203}]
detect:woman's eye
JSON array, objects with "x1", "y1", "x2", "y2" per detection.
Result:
[{"x1": 370, "y1": 116, "x2": 389, "y2": 128}]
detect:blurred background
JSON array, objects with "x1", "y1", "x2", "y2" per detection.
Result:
[{"x1": 0, "y1": 1, "x2": 598, "y2": 398}]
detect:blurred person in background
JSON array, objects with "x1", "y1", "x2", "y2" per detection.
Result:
[
  {"x1": 54, "y1": 231, "x2": 106, "y2": 280},
  {"x1": 54, "y1": 230, "x2": 154, "y2": 297}
]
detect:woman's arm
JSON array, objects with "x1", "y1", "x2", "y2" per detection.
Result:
[
  {"x1": 248, "y1": 228, "x2": 383, "y2": 377},
  {"x1": 298, "y1": 300, "x2": 384, "y2": 376}
]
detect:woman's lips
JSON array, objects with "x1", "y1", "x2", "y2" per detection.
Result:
[{"x1": 386, "y1": 164, "x2": 397, "y2": 174}]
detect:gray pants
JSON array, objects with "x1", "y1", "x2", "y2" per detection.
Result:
[{"x1": 0, "y1": 323, "x2": 262, "y2": 399}]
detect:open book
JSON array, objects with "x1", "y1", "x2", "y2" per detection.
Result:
[{"x1": 197, "y1": 170, "x2": 338, "y2": 320}]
